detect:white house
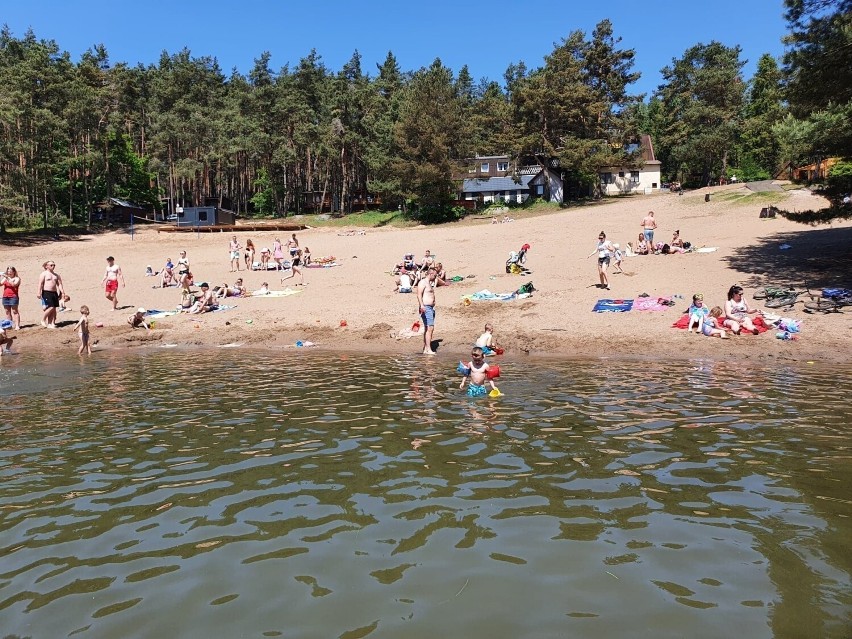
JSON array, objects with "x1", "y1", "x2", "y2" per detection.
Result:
[{"x1": 599, "y1": 134, "x2": 661, "y2": 196}]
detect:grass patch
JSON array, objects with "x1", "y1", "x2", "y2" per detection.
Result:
[
  {"x1": 286, "y1": 210, "x2": 413, "y2": 228},
  {"x1": 712, "y1": 191, "x2": 787, "y2": 206}
]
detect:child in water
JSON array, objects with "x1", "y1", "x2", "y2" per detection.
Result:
[
  {"x1": 74, "y1": 305, "x2": 92, "y2": 355},
  {"x1": 0, "y1": 319, "x2": 16, "y2": 355},
  {"x1": 459, "y1": 347, "x2": 498, "y2": 397}
]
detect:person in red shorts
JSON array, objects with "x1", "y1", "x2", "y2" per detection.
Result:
[{"x1": 102, "y1": 256, "x2": 125, "y2": 311}]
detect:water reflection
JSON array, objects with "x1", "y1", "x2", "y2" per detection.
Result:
[{"x1": 0, "y1": 351, "x2": 850, "y2": 638}]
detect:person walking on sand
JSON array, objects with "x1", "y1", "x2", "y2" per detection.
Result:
[
  {"x1": 229, "y1": 236, "x2": 242, "y2": 272},
  {"x1": 1, "y1": 266, "x2": 21, "y2": 330},
  {"x1": 102, "y1": 256, "x2": 125, "y2": 311},
  {"x1": 38, "y1": 260, "x2": 64, "y2": 328},
  {"x1": 417, "y1": 267, "x2": 438, "y2": 355},
  {"x1": 641, "y1": 211, "x2": 657, "y2": 248},
  {"x1": 587, "y1": 231, "x2": 614, "y2": 290}
]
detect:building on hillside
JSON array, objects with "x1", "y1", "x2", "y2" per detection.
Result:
[
  {"x1": 171, "y1": 206, "x2": 236, "y2": 227},
  {"x1": 459, "y1": 155, "x2": 564, "y2": 205},
  {"x1": 779, "y1": 157, "x2": 839, "y2": 182},
  {"x1": 598, "y1": 134, "x2": 661, "y2": 195},
  {"x1": 93, "y1": 198, "x2": 150, "y2": 224}
]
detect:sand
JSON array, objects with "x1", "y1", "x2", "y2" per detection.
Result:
[{"x1": 3, "y1": 183, "x2": 851, "y2": 364}]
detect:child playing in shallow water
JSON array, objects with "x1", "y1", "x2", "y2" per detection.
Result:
[
  {"x1": 459, "y1": 347, "x2": 498, "y2": 397},
  {"x1": 74, "y1": 305, "x2": 92, "y2": 355},
  {"x1": 0, "y1": 319, "x2": 15, "y2": 355}
]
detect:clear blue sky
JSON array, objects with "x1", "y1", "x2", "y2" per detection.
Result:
[{"x1": 6, "y1": 0, "x2": 788, "y2": 97}]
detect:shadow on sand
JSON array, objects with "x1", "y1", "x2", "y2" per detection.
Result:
[{"x1": 723, "y1": 225, "x2": 852, "y2": 289}]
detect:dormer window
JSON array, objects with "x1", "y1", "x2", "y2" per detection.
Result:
[
  {"x1": 480, "y1": 162, "x2": 490, "y2": 172},
  {"x1": 497, "y1": 161, "x2": 509, "y2": 172}
]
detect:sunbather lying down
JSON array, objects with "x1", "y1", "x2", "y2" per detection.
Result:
[{"x1": 337, "y1": 229, "x2": 366, "y2": 236}]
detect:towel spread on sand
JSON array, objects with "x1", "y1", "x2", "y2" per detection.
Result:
[
  {"x1": 633, "y1": 297, "x2": 672, "y2": 312},
  {"x1": 672, "y1": 314, "x2": 770, "y2": 333},
  {"x1": 693, "y1": 247, "x2": 719, "y2": 253},
  {"x1": 305, "y1": 262, "x2": 339, "y2": 268},
  {"x1": 593, "y1": 299, "x2": 634, "y2": 312},
  {"x1": 145, "y1": 309, "x2": 179, "y2": 319},
  {"x1": 251, "y1": 289, "x2": 303, "y2": 297},
  {"x1": 463, "y1": 289, "x2": 532, "y2": 302}
]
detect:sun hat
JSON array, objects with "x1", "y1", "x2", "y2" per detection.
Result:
[
  {"x1": 0, "y1": 319, "x2": 12, "y2": 329},
  {"x1": 137, "y1": 307, "x2": 147, "y2": 314}
]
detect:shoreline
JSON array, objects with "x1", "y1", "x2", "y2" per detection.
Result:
[{"x1": 3, "y1": 184, "x2": 851, "y2": 366}]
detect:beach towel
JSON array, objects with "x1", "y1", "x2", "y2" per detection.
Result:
[
  {"x1": 632, "y1": 297, "x2": 672, "y2": 312},
  {"x1": 251, "y1": 289, "x2": 303, "y2": 298},
  {"x1": 463, "y1": 289, "x2": 532, "y2": 302},
  {"x1": 305, "y1": 262, "x2": 339, "y2": 269},
  {"x1": 593, "y1": 299, "x2": 634, "y2": 313},
  {"x1": 252, "y1": 261, "x2": 290, "y2": 271},
  {"x1": 693, "y1": 247, "x2": 719, "y2": 253},
  {"x1": 672, "y1": 314, "x2": 770, "y2": 333},
  {"x1": 145, "y1": 309, "x2": 179, "y2": 320},
  {"x1": 211, "y1": 305, "x2": 236, "y2": 313}
]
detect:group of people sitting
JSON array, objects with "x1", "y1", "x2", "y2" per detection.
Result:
[
  {"x1": 686, "y1": 285, "x2": 763, "y2": 338},
  {"x1": 629, "y1": 230, "x2": 691, "y2": 256},
  {"x1": 392, "y1": 249, "x2": 449, "y2": 292}
]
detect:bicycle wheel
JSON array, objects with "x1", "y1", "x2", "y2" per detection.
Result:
[{"x1": 765, "y1": 294, "x2": 799, "y2": 308}]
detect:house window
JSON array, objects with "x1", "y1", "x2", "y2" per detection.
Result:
[
  {"x1": 480, "y1": 162, "x2": 490, "y2": 172},
  {"x1": 618, "y1": 171, "x2": 625, "y2": 178},
  {"x1": 631, "y1": 171, "x2": 640, "y2": 184},
  {"x1": 468, "y1": 165, "x2": 476, "y2": 173},
  {"x1": 535, "y1": 185, "x2": 544, "y2": 196},
  {"x1": 198, "y1": 210, "x2": 209, "y2": 222},
  {"x1": 600, "y1": 172, "x2": 613, "y2": 185},
  {"x1": 497, "y1": 161, "x2": 509, "y2": 171}
]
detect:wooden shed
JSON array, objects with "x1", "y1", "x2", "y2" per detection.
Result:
[{"x1": 172, "y1": 206, "x2": 236, "y2": 227}]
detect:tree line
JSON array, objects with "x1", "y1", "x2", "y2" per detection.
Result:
[{"x1": 0, "y1": 0, "x2": 848, "y2": 230}]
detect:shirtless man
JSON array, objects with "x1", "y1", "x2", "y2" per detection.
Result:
[
  {"x1": 416, "y1": 267, "x2": 438, "y2": 355},
  {"x1": 37, "y1": 260, "x2": 64, "y2": 328},
  {"x1": 287, "y1": 233, "x2": 300, "y2": 257},
  {"x1": 102, "y1": 256, "x2": 125, "y2": 311},
  {"x1": 641, "y1": 211, "x2": 657, "y2": 249},
  {"x1": 229, "y1": 236, "x2": 242, "y2": 272}
]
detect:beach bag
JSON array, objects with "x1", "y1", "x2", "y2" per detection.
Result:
[{"x1": 517, "y1": 282, "x2": 535, "y2": 295}]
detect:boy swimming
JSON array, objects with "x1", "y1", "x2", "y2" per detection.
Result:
[{"x1": 459, "y1": 347, "x2": 498, "y2": 397}]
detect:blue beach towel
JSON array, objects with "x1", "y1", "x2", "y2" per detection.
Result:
[{"x1": 593, "y1": 299, "x2": 634, "y2": 313}]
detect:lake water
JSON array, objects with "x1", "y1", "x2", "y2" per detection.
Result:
[{"x1": 1, "y1": 350, "x2": 850, "y2": 638}]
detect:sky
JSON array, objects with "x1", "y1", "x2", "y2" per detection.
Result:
[{"x1": 5, "y1": 0, "x2": 789, "y2": 97}]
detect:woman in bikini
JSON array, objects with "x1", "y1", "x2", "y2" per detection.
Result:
[{"x1": 724, "y1": 285, "x2": 760, "y2": 335}]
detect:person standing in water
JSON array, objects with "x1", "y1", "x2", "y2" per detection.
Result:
[{"x1": 417, "y1": 267, "x2": 438, "y2": 355}]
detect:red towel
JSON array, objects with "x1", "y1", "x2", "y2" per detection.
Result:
[{"x1": 672, "y1": 314, "x2": 769, "y2": 333}]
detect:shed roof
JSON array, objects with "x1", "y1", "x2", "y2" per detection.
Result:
[{"x1": 462, "y1": 174, "x2": 535, "y2": 194}]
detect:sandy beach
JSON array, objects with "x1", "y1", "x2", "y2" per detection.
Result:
[{"x1": 3, "y1": 183, "x2": 851, "y2": 364}]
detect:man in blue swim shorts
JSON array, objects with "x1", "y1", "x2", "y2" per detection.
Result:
[
  {"x1": 417, "y1": 267, "x2": 438, "y2": 354},
  {"x1": 641, "y1": 210, "x2": 657, "y2": 247}
]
